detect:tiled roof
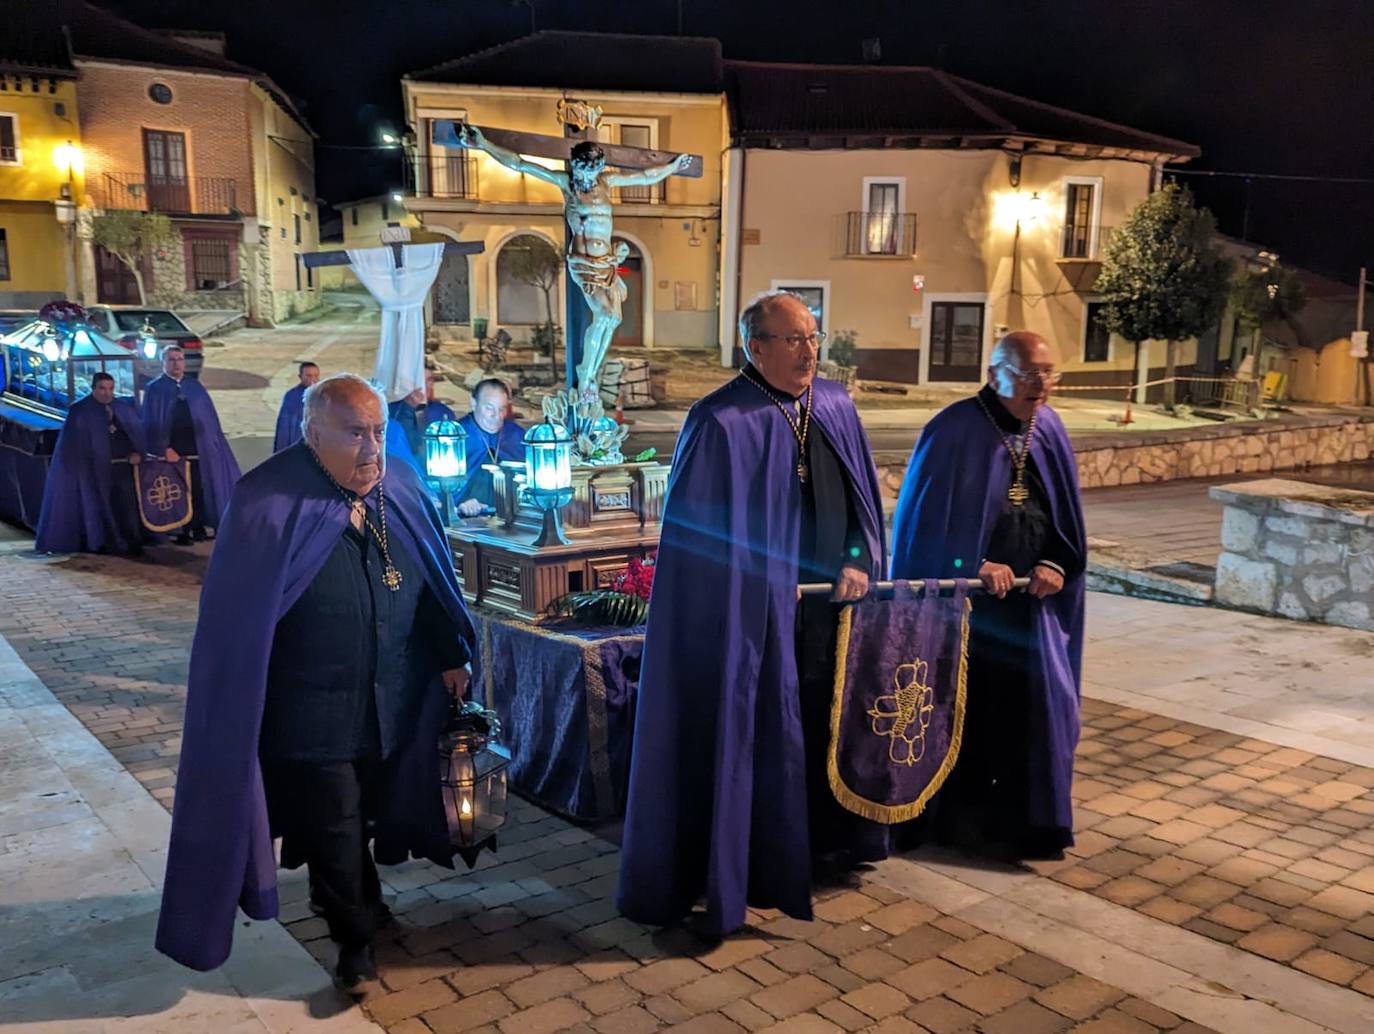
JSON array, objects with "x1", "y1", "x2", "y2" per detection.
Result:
[
  {"x1": 0, "y1": 1, "x2": 311, "y2": 132},
  {"x1": 725, "y1": 61, "x2": 1199, "y2": 159},
  {"x1": 407, "y1": 31, "x2": 724, "y2": 94}
]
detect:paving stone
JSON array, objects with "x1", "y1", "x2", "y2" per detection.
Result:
[
  {"x1": 752, "y1": 1016, "x2": 842, "y2": 1034},
  {"x1": 808, "y1": 919, "x2": 887, "y2": 957},
  {"x1": 1321, "y1": 930, "x2": 1374, "y2": 965},
  {"x1": 423, "y1": 990, "x2": 517, "y2": 1033},
  {"x1": 938, "y1": 933, "x2": 1023, "y2": 974},
  {"x1": 883, "y1": 924, "x2": 960, "y2": 963},
  {"x1": 1069, "y1": 1009, "x2": 1157, "y2": 1033},
  {"x1": 1307, "y1": 884, "x2": 1374, "y2": 919},
  {"x1": 662, "y1": 1014, "x2": 748, "y2": 1033},
  {"x1": 865, "y1": 900, "x2": 939, "y2": 935},
  {"x1": 763, "y1": 941, "x2": 830, "y2": 974},
  {"x1": 591, "y1": 1005, "x2": 662, "y2": 1034},
  {"x1": 944, "y1": 972, "x2": 1033, "y2": 1016},
  {"x1": 624, "y1": 957, "x2": 712, "y2": 995},
  {"x1": 1203, "y1": 902, "x2": 1270, "y2": 932},
  {"x1": 977, "y1": 998, "x2": 1073, "y2": 1034},
  {"x1": 839, "y1": 947, "x2": 906, "y2": 981},
  {"x1": 811, "y1": 890, "x2": 881, "y2": 923},
  {"x1": 903, "y1": 995, "x2": 981, "y2": 1033},
  {"x1": 574, "y1": 979, "x2": 642, "y2": 1016},
  {"x1": 885, "y1": 958, "x2": 976, "y2": 1001},
  {"x1": 506, "y1": 966, "x2": 592, "y2": 1008},
  {"x1": 815, "y1": 998, "x2": 874, "y2": 1031},
  {"x1": 1292, "y1": 948, "x2": 1367, "y2": 985},
  {"x1": 673, "y1": 971, "x2": 762, "y2": 1013},
  {"x1": 1116, "y1": 997, "x2": 1184, "y2": 1029},
  {"x1": 367, "y1": 979, "x2": 461, "y2": 1026},
  {"x1": 749, "y1": 974, "x2": 839, "y2": 1019},
  {"x1": 1236, "y1": 924, "x2": 1320, "y2": 961},
  {"x1": 838, "y1": 981, "x2": 911, "y2": 1020},
  {"x1": 1099, "y1": 876, "x2": 1165, "y2": 907},
  {"x1": 1138, "y1": 895, "x2": 1203, "y2": 925},
  {"x1": 1033, "y1": 975, "x2": 1126, "y2": 1020}
]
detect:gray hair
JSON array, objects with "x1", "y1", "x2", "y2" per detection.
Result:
[
  {"x1": 301, "y1": 373, "x2": 387, "y2": 437},
  {"x1": 160, "y1": 344, "x2": 185, "y2": 360},
  {"x1": 737, "y1": 289, "x2": 809, "y2": 361}
]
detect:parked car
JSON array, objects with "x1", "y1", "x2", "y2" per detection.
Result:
[{"x1": 85, "y1": 306, "x2": 204, "y2": 377}]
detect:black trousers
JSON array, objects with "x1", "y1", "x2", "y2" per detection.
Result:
[
  {"x1": 109, "y1": 466, "x2": 144, "y2": 555},
  {"x1": 262, "y1": 757, "x2": 383, "y2": 948}
]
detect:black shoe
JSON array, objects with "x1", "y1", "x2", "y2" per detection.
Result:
[
  {"x1": 172, "y1": 533, "x2": 193, "y2": 546},
  {"x1": 335, "y1": 942, "x2": 380, "y2": 1000}
]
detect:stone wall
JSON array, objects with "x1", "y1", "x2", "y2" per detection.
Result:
[
  {"x1": 874, "y1": 412, "x2": 1374, "y2": 506},
  {"x1": 1211, "y1": 479, "x2": 1374, "y2": 632}
]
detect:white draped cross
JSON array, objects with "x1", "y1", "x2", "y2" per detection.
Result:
[{"x1": 345, "y1": 242, "x2": 445, "y2": 402}]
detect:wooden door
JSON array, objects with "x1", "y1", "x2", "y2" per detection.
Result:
[
  {"x1": 95, "y1": 245, "x2": 141, "y2": 305},
  {"x1": 611, "y1": 250, "x2": 643, "y2": 347},
  {"x1": 143, "y1": 129, "x2": 190, "y2": 213},
  {"x1": 928, "y1": 302, "x2": 985, "y2": 382}
]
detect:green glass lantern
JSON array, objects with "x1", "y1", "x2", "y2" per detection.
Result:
[
  {"x1": 522, "y1": 418, "x2": 574, "y2": 546},
  {"x1": 424, "y1": 419, "x2": 467, "y2": 525}
]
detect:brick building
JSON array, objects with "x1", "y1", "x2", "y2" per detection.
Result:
[{"x1": 46, "y1": 1, "x2": 321, "y2": 324}]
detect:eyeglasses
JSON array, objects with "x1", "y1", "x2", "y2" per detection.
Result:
[
  {"x1": 1002, "y1": 365, "x2": 1061, "y2": 386},
  {"x1": 754, "y1": 331, "x2": 828, "y2": 349}
]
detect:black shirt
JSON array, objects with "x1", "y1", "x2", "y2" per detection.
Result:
[
  {"x1": 168, "y1": 380, "x2": 197, "y2": 456},
  {"x1": 107, "y1": 404, "x2": 135, "y2": 457}
]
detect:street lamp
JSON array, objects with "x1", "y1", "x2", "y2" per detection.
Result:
[
  {"x1": 424, "y1": 418, "x2": 467, "y2": 526},
  {"x1": 522, "y1": 418, "x2": 574, "y2": 547}
]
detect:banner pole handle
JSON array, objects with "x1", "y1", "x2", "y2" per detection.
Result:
[{"x1": 797, "y1": 577, "x2": 1032, "y2": 599}]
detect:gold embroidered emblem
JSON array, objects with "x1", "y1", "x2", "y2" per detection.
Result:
[
  {"x1": 867, "y1": 659, "x2": 936, "y2": 766},
  {"x1": 147, "y1": 475, "x2": 184, "y2": 513}
]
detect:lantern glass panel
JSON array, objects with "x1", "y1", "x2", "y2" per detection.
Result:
[
  {"x1": 424, "y1": 419, "x2": 466, "y2": 481},
  {"x1": 523, "y1": 421, "x2": 573, "y2": 493}
]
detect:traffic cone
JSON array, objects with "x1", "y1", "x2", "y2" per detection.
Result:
[{"x1": 1120, "y1": 396, "x2": 1134, "y2": 426}]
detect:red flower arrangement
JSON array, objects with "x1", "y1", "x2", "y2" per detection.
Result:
[
  {"x1": 39, "y1": 300, "x2": 88, "y2": 326},
  {"x1": 612, "y1": 552, "x2": 656, "y2": 601}
]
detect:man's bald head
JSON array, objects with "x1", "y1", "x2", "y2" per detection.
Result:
[
  {"x1": 302, "y1": 374, "x2": 388, "y2": 495},
  {"x1": 988, "y1": 330, "x2": 1059, "y2": 422}
]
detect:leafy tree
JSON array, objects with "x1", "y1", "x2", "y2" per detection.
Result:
[
  {"x1": 504, "y1": 235, "x2": 561, "y2": 326},
  {"x1": 90, "y1": 210, "x2": 176, "y2": 305},
  {"x1": 1095, "y1": 184, "x2": 1234, "y2": 408},
  {"x1": 1232, "y1": 263, "x2": 1308, "y2": 348}
]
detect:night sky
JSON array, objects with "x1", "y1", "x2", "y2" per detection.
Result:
[{"x1": 103, "y1": 0, "x2": 1374, "y2": 283}]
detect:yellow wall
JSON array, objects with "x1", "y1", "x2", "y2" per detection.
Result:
[
  {"x1": 0, "y1": 76, "x2": 83, "y2": 302},
  {"x1": 1280, "y1": 338, "x2": 1363, "y2": 406},
  {"x1": 736, "y1": 147, "x2": 1186, "y2": 382},
  {"x1": 404, "y1": 83, "x2": 725, "y2": 348}
]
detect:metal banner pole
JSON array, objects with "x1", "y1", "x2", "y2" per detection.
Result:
[{"x1": 797, "y1": 577, "x2": 1032, "y2": 598}]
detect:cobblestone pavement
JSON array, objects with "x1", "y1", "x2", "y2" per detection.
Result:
[{"x1": 4, "y1": 538, "x2": 1374, "y2": 1031}]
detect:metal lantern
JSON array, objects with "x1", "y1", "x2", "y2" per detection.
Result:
[
  {"x1": 139, "y1": 319, "x2": 158, "y2": 359},
  {"x1": 424, "y1": 418, "x2": 467, "y2": 525},
  {"x1": 438, "y1": 701, "x2": 511, "y2": 868},
  {"x1": 522, "y1": 418, "x2": 575, "y2": 547}
]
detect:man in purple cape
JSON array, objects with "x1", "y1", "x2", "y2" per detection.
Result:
[
  {"x1": 142, "y1": 345, "x2": 241, "y2": 542},
  {"x1": 156, "y1": 375, "x2": 475, "y2": 995},
  {"x1": 35, "y1": 372, "x2": 144, "y2": 556},
  {"x1": 891, "y1": 331, "x2": 1086, "y2": 859},
  {"x1": 272, "y1": 361, "x2": 319, "y2": 452},
  {"x1": 456, "y1": 378, "x2": 524, "y2": 517},
  {"x1": 618, "y1": 291, "x2": 887, "y2": 938}
]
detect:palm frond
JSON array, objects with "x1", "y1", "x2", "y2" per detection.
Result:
[{"x1": 546, "y1": 590, "x2": 648, "y2": 627}]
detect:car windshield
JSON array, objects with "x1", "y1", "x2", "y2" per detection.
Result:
[{"x1": 111, "y1": 310, "x2": 190, "y2": 335}]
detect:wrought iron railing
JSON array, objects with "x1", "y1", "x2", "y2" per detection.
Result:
[
  {"x1": 410, "y1": 154, "x2": 479, "y2": 200},
  {"x1": 1061, "y1": 225, "x2": 1115, "y2": 260},
  {"x1": 94, "y1": 172, "x2": 239, "y2": 215},
  {"x1": 613, "y1": 180, "x2": 667, "y2": 204},
  {"x1": 844, "y1": 211, "x2": 917, "y2": 256}
]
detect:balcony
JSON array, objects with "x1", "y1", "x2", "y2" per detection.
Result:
[
  {"x1": 409, "y1": 154, "x2": 479, "y2": 200},
  {"x1": 612, "y1": 181, "x2": 667, "y2": 204},
  {"x1": 93, "y1": 172, "x2": 240, "y2": 216},
  {"x1": 844, "y1": 211, "x2": 917, "y2": 257},
  {"x1": 1059, "y1": 225, "x2": 1115, "y2": 262}
]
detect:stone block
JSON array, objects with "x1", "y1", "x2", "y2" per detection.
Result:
[
  {"x1": 1220, "y1": 508, "x2": 1260, "y2": 553},
  {"x1": 1265, "y1": 515, "x2": 1310, "y2": 538},
  {"x1": 1262, "y1": 538, "x2": 1298, "y2": 565},
  {"x1": 1326, "y1": 601, "x2": 1373, "y2": 632},
  {"x1": 1277, "y1": 593, "x2": 1310, "y2": 620},
  {"x1": 1302, "y1": 573, "x2": 1347, "y2": 604},
  {"x1": 1214, "y1": 553, "x2": 1277, "y2": 613},
  {"x1": 1303, "y1": 542, "x2": 1344, "y2": 565},
  {"x1": 1351, "y1": 554, "x2": 1374, "y2": 595}
]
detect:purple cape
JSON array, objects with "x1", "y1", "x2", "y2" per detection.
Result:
[
  {"x1": 272, "y1": 383, "x2": 306, "y2": 453},
  {"x1": 141, "y1": 374, "x2": 241, "y2": 528},
  {"x1": 384, "y1": 399, "x2": 460, "y2": 473},
  {"x1": 154, "y1": 444, "x2": 475, "y2": 971},
  {"x1": 34, "y1": 395, "x2": 144, "y2": 554},
  {"x1": 889, "y1": 397, "x2": 1086, "y2": 835},
  {"x1": 617, "y1": 375, "x2": 886, "y2": 936},
  {"x1": 456, "y1": 413, "x2": 524, "y2": 495}
]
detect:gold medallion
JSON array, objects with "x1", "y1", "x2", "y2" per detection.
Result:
[
  {"x1": 1007, "y1": 484, "x2": 1030, "y2": 506},
  {"x1": 382, "y1": 566, "x2": 403, "y2": 591}
]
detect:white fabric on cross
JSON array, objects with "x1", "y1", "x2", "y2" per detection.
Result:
[{"x1": 345, "y1": 242, "x2": 444, "y2": 401}]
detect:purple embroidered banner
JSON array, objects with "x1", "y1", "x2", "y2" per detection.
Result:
[
  {"x1": 828, "y1": 579, "x2": 971, "y2": 823},
  {"x1": 136, "y1": 458, "x2": 194, "y2": 533}
]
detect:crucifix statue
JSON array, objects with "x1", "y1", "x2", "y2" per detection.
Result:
[{"x1": 431, "y1": 110, "x2": 701, "y2": 398}]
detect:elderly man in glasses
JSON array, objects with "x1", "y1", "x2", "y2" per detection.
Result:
[
  {"x1": 891, "y1": 330, "x2": 1087, "y2": 861},
  {"x1": 619, "y1": 290, "x2": 887, "y2": 937}
]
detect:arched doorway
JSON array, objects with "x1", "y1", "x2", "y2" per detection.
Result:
[
  {"x1": 432, "y1": 249, "x2": 470, "y2": 324},
  {"x1": 611, "y1": 238, "x2": 643, "y2": 347},
  {"x1": 495, "y1": 233, "x2": 560, "y2": 327}
]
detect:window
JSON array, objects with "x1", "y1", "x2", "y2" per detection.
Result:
[
  {"x1": 0, "y1": 229, "x2": 9, "y2": 280},
  {"x1": 187, "y1": 236, "x2": 233, "y2": 290},
  {"x1": 599, "y1": 117, "x2": 660, "y2": 202},
  {"x1": 148, "y1": 83, "x2": 173, "y2": 105},
  {"x1": 1062, "y1": 176, "x2": 1102, "y2": 258},
  {"x1": 768, "y1": 279, "x2": 830, "y2": 354},
  {"x1": 142, "y1": 129, "x2": 189, "y2": 211},
  {"x1": 862, "y1": 178, "x2": 904, "y2": 254},
  {"x1": 294, "y1": 213, "x2": 302, "y2": 244},
  {"x1": 0, "y1": 114, "x2": 19, "y2": 165},
  {"x1": 927, "y1": 301, "x2": 986, "y2": 382},
  {"x1": 295, "y1": 254, "x2": 302, "y2": 291},
  {"x1": 351, "y1": 208, "x2": 359, "y2": 227},
  {"x1": 1083, "y1": 301, "x2": 1112, "y2": 362}
]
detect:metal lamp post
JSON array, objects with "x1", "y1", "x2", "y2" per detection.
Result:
[
  {"x1": 423, "y1": 418, "x2": 467, "y2": 526},
  {"x1": 522, "y1": 418, "x2": 574, "y2": 547}
]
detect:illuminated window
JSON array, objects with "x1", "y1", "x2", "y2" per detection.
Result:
[
  {"x1": 0, "y1": 114, "x2": 20, "y2": 164},
  {"x1": 1062, "y1": 177, "x2": 1103, "y2": 258},
  {"x1": 0, "y1": 229, "x2": 10, "y2": 280}
]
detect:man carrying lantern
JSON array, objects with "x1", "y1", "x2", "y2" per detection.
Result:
[
  {"x1": 890, "y1": 331, "x2": 1086, "y2": 860},
  {"x1": 156, "y1": 374, "x2": 474, "y2": 999},
  {"x1": 618, "y1": 290, "x2": 888, "y2": 938}
]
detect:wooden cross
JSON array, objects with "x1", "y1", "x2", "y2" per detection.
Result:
[
  {"x1": 301, "y1": 223, "x2": 485, "y2": 271},
  {"x1": 430, "y1": 119, "x2": 702, "y2": 389}
]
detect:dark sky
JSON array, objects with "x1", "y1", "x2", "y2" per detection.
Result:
[{"x1": 104, "y1": 0, "x2": 1374, "y2": 282}]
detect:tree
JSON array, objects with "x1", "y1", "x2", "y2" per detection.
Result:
[
  {"x1": 1232, "y1": 263, "x2": 1308, "y2": 349},
  {"x1": 1095, "y1": 183, "x2": 1234, "y2": 409},
  {"x1": 90, "y1": 210, "x2": 176, "y2": 305},
  {"x1": 504, "y1": 235, "x2": 562, "y2": 361}
]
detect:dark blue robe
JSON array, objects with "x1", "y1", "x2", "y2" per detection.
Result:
[
  {"x1": 141, "y1": 374, "x2": 241, "y2": 529},
  {"x1": 386, "y1": 399, "x2": 459, "y2": 471},
  {"x1": 455, "y1": 413, "x2": 525, "y2": 503},
  {"x1": 272, "y1": 384, "x2": 306, "y2": 453},
  {"x1": 889, "y1": 397, "x2": 1086, "y2": 842},
  {"x1": 34, "y1": 395, "x2": 144, "y2": 555},
  {"x1": 155, "y1": 444, "x2": 475, "y2": 971},
  {"x1": 617, "y1": 375, "x2": 886, "y2": 936}
]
